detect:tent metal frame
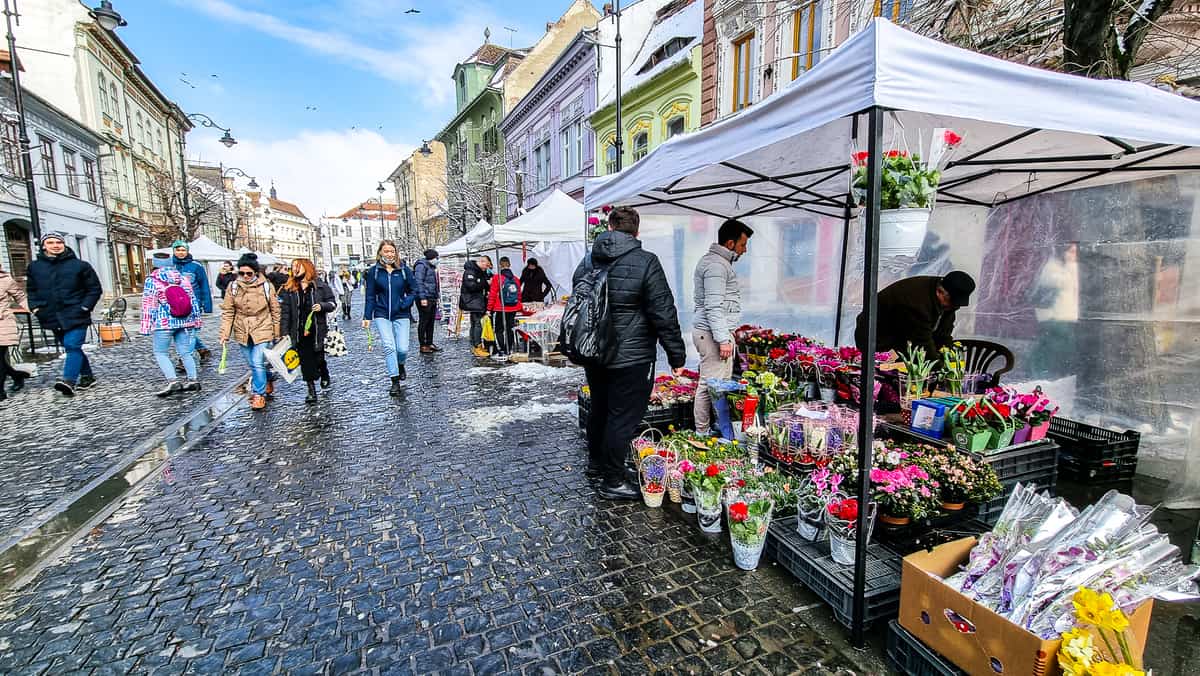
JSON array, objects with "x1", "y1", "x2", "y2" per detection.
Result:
[{"x1": 599, "y1": 103, "x2": 1200, "y2": 647}]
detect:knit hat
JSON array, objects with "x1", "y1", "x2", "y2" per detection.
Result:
[
  {"x1": 236, "y1": 252, "x2": 261, "y2": 273},
  {"x1": 424, "y1": 249, "x2": 439, "y2": 260},
  {"x1": 171, "y1": 239, "x2": 189, "y2": 250},
  {"x1": 40, "y1": 232, "x2": 66, "y2": 245}
]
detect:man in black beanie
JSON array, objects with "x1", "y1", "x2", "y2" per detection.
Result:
[
  {"x1": 856, "y1": 270, "x2": 976, "y2": 360},
  {"x1": 413, "y1": 249, "x2": 441, "y2": 353}
]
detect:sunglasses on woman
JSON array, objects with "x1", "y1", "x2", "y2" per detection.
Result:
[{"x1": 238, "y1": 271, "x2": 256, "y2": 277}]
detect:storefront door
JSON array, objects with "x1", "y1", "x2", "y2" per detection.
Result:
[{"x1": 4, "y1": 221, "x2": 30, "y2": 279}]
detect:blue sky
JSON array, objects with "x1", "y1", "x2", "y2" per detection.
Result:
[{"x1": 109, "y1": 0, "x2": 587, "y2": 218}]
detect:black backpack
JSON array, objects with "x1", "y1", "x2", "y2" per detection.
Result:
[{"x1": 561, "y1": 256, "x2": 621, "y2": 367}]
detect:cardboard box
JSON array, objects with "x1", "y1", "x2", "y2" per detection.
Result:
[{"x1": 899, "y1": 537, "x2": 1153, "y2": 676}]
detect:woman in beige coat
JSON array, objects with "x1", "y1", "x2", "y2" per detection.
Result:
[
  {"x1": 219, "y1": 254, "x2": 280, "y2": 410},
  {"x1": 0, "y1": 261, "x2": 29, "y2": 399}
]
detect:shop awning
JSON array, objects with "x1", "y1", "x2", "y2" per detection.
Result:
[{"x1": 492, "y1": 190, "x2": 586, "y2": 245}]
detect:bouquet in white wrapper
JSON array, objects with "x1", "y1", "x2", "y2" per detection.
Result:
[{"x1": 945, "y1": 484, "x2": 1200, "y2": 639}]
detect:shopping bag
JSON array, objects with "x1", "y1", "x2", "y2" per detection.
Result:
[
  {"x1": 217, "y1": 343, "x2": 228, "y2": 375},
  {"x1": 263, "y1": 336, "x2": 302, "y2": 383},
  {"x1": 324, "y1": 327, "x2": 347, "y2": 357},
  {"x1": 8, "y1": 344, "x2": 37, "y2": 377},
  {"x1": 481, "y1": 314, "x2": 496, "y2": 342}
]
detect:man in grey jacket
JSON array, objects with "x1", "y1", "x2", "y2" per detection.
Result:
[{"x1": 692, "y1": 219, "x2": 753, "y2": 435}]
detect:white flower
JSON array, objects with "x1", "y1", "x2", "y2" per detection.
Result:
[{"x1": 885, "y1": 451, "x2": 901, "y2": 465}]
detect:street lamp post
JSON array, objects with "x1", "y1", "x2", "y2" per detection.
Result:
[
  {"x1": 3, "y1": 0, "x2": 41, "y2": 241},
  {"x1": 219, "y1": 166, "x2": 256, "y2": 248},
  {"x1": 614, "y1": 0, "x2": 623, "y2": 172},
  {"x1": 178, "y1": 112, "x2": 235, "y2": 237},
  {"x1": 375, "y1": 180, "x2": 387, "y2": 243}
]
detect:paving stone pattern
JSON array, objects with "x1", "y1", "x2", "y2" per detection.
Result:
[
  {"x1": 0, "y1": 324, "x2": 882, "y2": 675},
  {"x1": 0, "y1": 321, "x2": 244, "y2": 542}
]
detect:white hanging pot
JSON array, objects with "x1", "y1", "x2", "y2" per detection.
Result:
[{"x1": 869, "y1": 207, "x2": 930, "y2": 259}]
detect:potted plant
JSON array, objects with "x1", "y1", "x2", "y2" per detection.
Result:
[
  {"x1": 824, "y1": 496, "x2": 877, "y2": 565},
  {"x1": 851, "y1": 129, "x2": 963, "y2": 258},
  {"x1": 727, "y1": 492, "x2": 774, "y2": 570},
  {"x1": 919, "y1": 449, "x2": 1003, "y2": 511},
  {"x1": 794, "y1": 467, "x2": 844, "y2": 541},
  {"x1": 940, "y1": 342, "x2": 967, "y2": 396},
  {"x1": 685, "y1": 462, "x2": 727, "y2": 534},
  {"x1": 640, "y1": 455, "x2": 667, "y2": 508},
  {"x1": 984, "y1": 398, "x2": 1016, "y2": 450},
  {"x1": 869, "y1": 453, "x2": 942, "y2": 525},
  {"x1": 951, "y1": 400, "x2": 993, "y2": 452}
]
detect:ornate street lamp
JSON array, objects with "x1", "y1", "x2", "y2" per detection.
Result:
[
  {"x1": 177, "y1": 112, "x2": 236, "y2": 232},
  {"x1": 89, "y1": 1, "x2": 126, "y2": 31},
  {"x1": 418, "y1": 140, "x2": 433, "y2": 157}
]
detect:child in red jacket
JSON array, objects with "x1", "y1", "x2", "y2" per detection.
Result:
[{"x1": 487, "y1": 257, "x2": 523, "y2": 356}]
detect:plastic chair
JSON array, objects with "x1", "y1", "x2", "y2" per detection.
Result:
[{"x1": 959, "y1": 339, "x2": 1014, "y2": 389}]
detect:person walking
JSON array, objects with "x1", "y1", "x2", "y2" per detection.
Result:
[
  {"x1": 0, "y1": 261, "x2": 29, "y2": 400},
  {"x1": 280, "y1": 258, "x2": 336, "y2": 403},
  {"x1": 362, "y1": 240, "x2": 416, "y2": 396},
  {"x1": 692, "y1": 219, "x2": 753, "y2": 436},
  {"x1": 220, "y1": 254, "x2": 281, "y2": 411},
  {"x1": 215, "y1": 261, "x2": 236, "y2": 299},
  {"x1": 168, "y1": 240, "x2": 214, "y2": 364},
  {"x1": 519, "y1": 258, "x2": 553, "y2": 304},
  {"x1": 572, "y1": 207, "x2": 686, "y2": 500},
  {"x1": 413, "y1": 250, "x2": 441, "y2": 354},
  {"x1": 459, "y1": 254, "x2": 492, "y2": 358},
  {"x1": 486, "y1": 256, "x2": 522, "y2": 358},
  {"x1": 140, "y1": 266, "x2": 203, "y2": 397},
  {"x1": 25, "y1": 232, "x2": 103, "y2": 397},
  {"x1": 330, "y1": 268, "x2": 354, "y2": 321}
]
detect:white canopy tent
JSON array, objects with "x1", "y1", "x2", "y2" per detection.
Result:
[
  {"x1": 491, "y1": 190, "x2": 587, "y2": 244},
  {"x1": 148, "y1": 235, "x2": 241, "y2": 261},
  {"x1": 585, "y1": 18, "x2": 1200, "y2": 643},
  {"x1": 436, "y1": 220, "x2": 494, "y2": 257},
  {"x1": 237, "y1": 247, "x2": 282, "y2": 267}
]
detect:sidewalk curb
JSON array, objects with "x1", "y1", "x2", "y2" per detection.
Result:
[{"x1": 0, "y1": 372, "x2": 250, "y2": 593}]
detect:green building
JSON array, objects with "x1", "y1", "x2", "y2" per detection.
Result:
[{"x1": 591, "y1": 0, "x2": 703, "y2": 176}]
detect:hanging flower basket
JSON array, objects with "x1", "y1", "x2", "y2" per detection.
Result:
[{"x1": 875, "y1": 208, "x2": 931, "y2": 259}]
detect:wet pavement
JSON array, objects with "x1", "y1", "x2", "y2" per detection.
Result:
[
  {"x1": 0, "y1": 322, "x2": 244, "y2": 548},
  {"x1": 0, "y1": 321, "x2": 885, "y2": 675}
]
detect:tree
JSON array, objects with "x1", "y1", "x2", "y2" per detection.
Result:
[
  {"x1": 437, "y1": 135, "x2": 527, "y2": 237},
  {"x1": 142, "y1": 170, "x2": 228, "y2": 245}
]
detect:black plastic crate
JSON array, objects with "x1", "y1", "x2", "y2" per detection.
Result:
[
  {"x1": 578, "y1": 392, "x2": 694, "y2": 435},
  {"x1": 886, "y1": 620, "x2": 966, "y2": 676},
  {"x1": 1048, "y1": 417, "x2": 1140, "y2": 464},
  {"x1": 878, "y1": 516, "x2": 991, "y2": 557},
  {"x1": 977, "y1": 441, "x2": 1059, "y2": 480},
  {"x1": 765, "y1": 516, "x2": 901, "y2": 629},
  {"x1": 1058, "y1": 453, "x2": 1138, "y2": 482}
]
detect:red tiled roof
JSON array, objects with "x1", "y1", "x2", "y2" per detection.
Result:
[
  {"x1": 269, "y1": 198, "x2": 307, "y2": 219},
  {"x1": 334, "y1": 201, "x2": 400, "y2": 220}
]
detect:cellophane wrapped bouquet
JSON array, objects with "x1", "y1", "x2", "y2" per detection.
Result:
[{"x1": 946, "y1": 484, "x2": 1200, "y2": 639}]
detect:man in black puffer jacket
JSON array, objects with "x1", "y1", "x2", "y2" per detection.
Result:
[
  {"x1": 26, "y1": 232, "x2": 103, "y2": 396},
  {"x1": 458, "y1": 255, "x2": 492, "y2": 357},
  {"x1": 573, "y1": 207, "x2": 686, "y2": 500}
]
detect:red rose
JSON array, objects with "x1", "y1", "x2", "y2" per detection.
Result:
[
  {"x1": 705, "y1": 464, "x2": 720, "y2": 478},
  {"x1": 601, "y1": 205, "x2": 613, "y2": 213},
  {"x1": 737, "y1": 479, "x2": 746, "y2": 488},
  {"x1": 944, "y1": 130, "x2": 963, "y2": 147},
  {"x1": 729, "y1": 502, "x2": 749, "y2": 522}
]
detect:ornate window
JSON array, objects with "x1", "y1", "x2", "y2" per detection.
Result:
[
  {"x1": 63, "y1": 149, "x2": 79, "y2": 196},
  {"x1": 605, "y1": 143, "x2": 618, "y2": 175},
  {"x1": 731, "y1": 32, "x2": 756, "y2": 112},
  {"x1": 792, "y1": 2, "x2": 825, "y2": 79},
  {"x1": 666, "y1": 116, "x2": 686, "y2": 139},
  {"x1": 38, "y1": 136, "x2": 57, "y2": 190},
  {"x1": 632, "y1": 132, "x2": 649, "y2": 161}
]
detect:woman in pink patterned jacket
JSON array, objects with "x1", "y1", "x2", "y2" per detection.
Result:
[{"x1": 140, "y1": 266, "x2": 202, "y2": 397}]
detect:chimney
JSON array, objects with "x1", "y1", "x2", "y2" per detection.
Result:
[{"x1": 546, "y1": 21, "x2": 554, "y2": 32}]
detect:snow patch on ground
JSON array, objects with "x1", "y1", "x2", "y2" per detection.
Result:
[
  {"x1": 453, "y1": 402, "x2": 575, "y2": 435},
  {"x1": 469, "y1": 362, "x2": 582, "y2": 384}
]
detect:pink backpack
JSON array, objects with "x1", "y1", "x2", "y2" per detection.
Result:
[{"x1": 163, "y1": 280, "x2": 193, "y2": 318}]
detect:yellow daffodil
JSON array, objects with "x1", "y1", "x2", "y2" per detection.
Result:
[
  {"x1": 1072, "y1": 588, "x2": 1116, "y2": 627},
  {"x1": 1100, "y1": 608, "x2": 1130, "y2": 633},
  {"x1": 1057, "y1": 651, "x2": 1088, "y2": 676},
  {"x1": 1058, "y1": 627, "x2": 1095, "y2": 672},
  {"x1": 1089, "y1": 662, "x2": 1144, "y2": 676}
]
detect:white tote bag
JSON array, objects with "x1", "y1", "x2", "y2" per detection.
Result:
[{"x1": 263, "y1": 336, "x2": 302, "y2": 383}]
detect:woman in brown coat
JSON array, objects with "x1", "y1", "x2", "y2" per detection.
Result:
[
  {"x1": 219, "y1": 254, "x2": 280, "y2": 410},
  {"x1": 0, "y1": 261, "x2": 29, "y2": 399}
]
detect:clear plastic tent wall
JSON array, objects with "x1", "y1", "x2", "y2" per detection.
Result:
[{"x1": 631, "y1": 170, "x2": 1200, "y2": 507}]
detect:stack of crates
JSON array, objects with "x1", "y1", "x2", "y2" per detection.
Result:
[
  {"x1": 975, "y1": 441, "x2": 1059, "y2": 524},
  {"x1": 1049, "y1": 417, "x2": 1140, "y2": 482}
]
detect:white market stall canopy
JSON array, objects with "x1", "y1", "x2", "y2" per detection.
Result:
[
  {"x1": 148, "y1": 235, "x2": 241, "y2": 262},
  {"x1": 585, "y1": 19, "x2": 1200, "y2": 219},
  {"x1": 492, "y1": 190, "x2": 586, "y2": 245},
  {"x1": 436, "y1": 220, "x2": 494, "y2": 257}
]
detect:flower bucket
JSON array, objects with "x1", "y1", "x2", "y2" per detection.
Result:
[
  {"x1": 987, "y1": 425, "x2": 1015, "y2": 450},
  {"x1": 824, "y1": 497, "x2": 876, "y2": 565},
  {"x1": 1011, "y1": 423, "x2": 1032, "y2": 445},
  {"x1": 819, "y1": 387, "x2": 836, "y2": 403},
  {"x1": 1029, "y1": 420, "x2": 1051, "y2": 441},
  {"x1": 953, "y1": 428, "x2": 992, "y2": 452},
  {"x1": 98, "y1": 324, "x2": 124, "y2": 342},
  {"x1": 877, "y1": 208, "x2": 931, "y2": 259},
  {"x1": 694, "y1": 484, "x2": 723, "y2": 534},
  {"x1": 829, "y1": 532, "x2": 858, "y2": 565}
]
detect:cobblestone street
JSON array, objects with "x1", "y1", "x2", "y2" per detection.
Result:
[
  {"x1": 0, "y1": 322, "x2": 883, "y2": 675},
  {"x1": 0, "y1": 321, "x2": 244, "y2": 545}
]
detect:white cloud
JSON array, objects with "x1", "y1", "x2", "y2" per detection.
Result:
[
  {"x1": 186, "y1": 0, "x2": 524, "y2": 107},
  {"x1": 190, "y1": 129, "x2": 412, "y2": 221}
]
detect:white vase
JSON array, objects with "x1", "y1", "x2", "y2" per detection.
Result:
[{"x1": 874, "y1": 207, "x2": 931, "y2": 259}]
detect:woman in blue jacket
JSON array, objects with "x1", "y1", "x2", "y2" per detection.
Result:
[{"x1": 362, "y1": 240, "x2": 415, "y2": 396}]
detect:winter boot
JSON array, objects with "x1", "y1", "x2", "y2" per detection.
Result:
[
  {"x1": 305, "y1": 381, "x2": 318, "y2": 404},
  {"x1": 156, "y1": 381, "x2": 183, "y2": 398},
  {"x1": 388, "y1": 375, "x2": 401, "y2": 397},
  {"x1": 398, "y1": 364, "x2": 407, "y2": 381}
]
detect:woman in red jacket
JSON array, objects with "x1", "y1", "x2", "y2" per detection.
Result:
[{"x1": 487, "y1": 256, "x2": 523, "y2": 357}]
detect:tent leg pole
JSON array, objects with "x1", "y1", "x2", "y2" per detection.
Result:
[
  {"x1": 834, "y1": 117, "x2": 860, "y2": 347},
  {"x1": 852, "y1": 107, "x2": 883, "y2": 650}
]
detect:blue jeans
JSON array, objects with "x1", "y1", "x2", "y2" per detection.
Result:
[
  {"x1": 56, "y1": 326, "x2": 92, "y2": 384},
  {"x1": 372, "y1": 317, "x2": 410, "y2": 377},
  {"x1": 153, "y1": 329, "x2": 196, "y2": 381},
  {"x1": 240, "y1": 342, "x2": 269, "y2": 395},
  {"x1": 193, "y1": 334, "x2": 208, "y2": 352}
]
